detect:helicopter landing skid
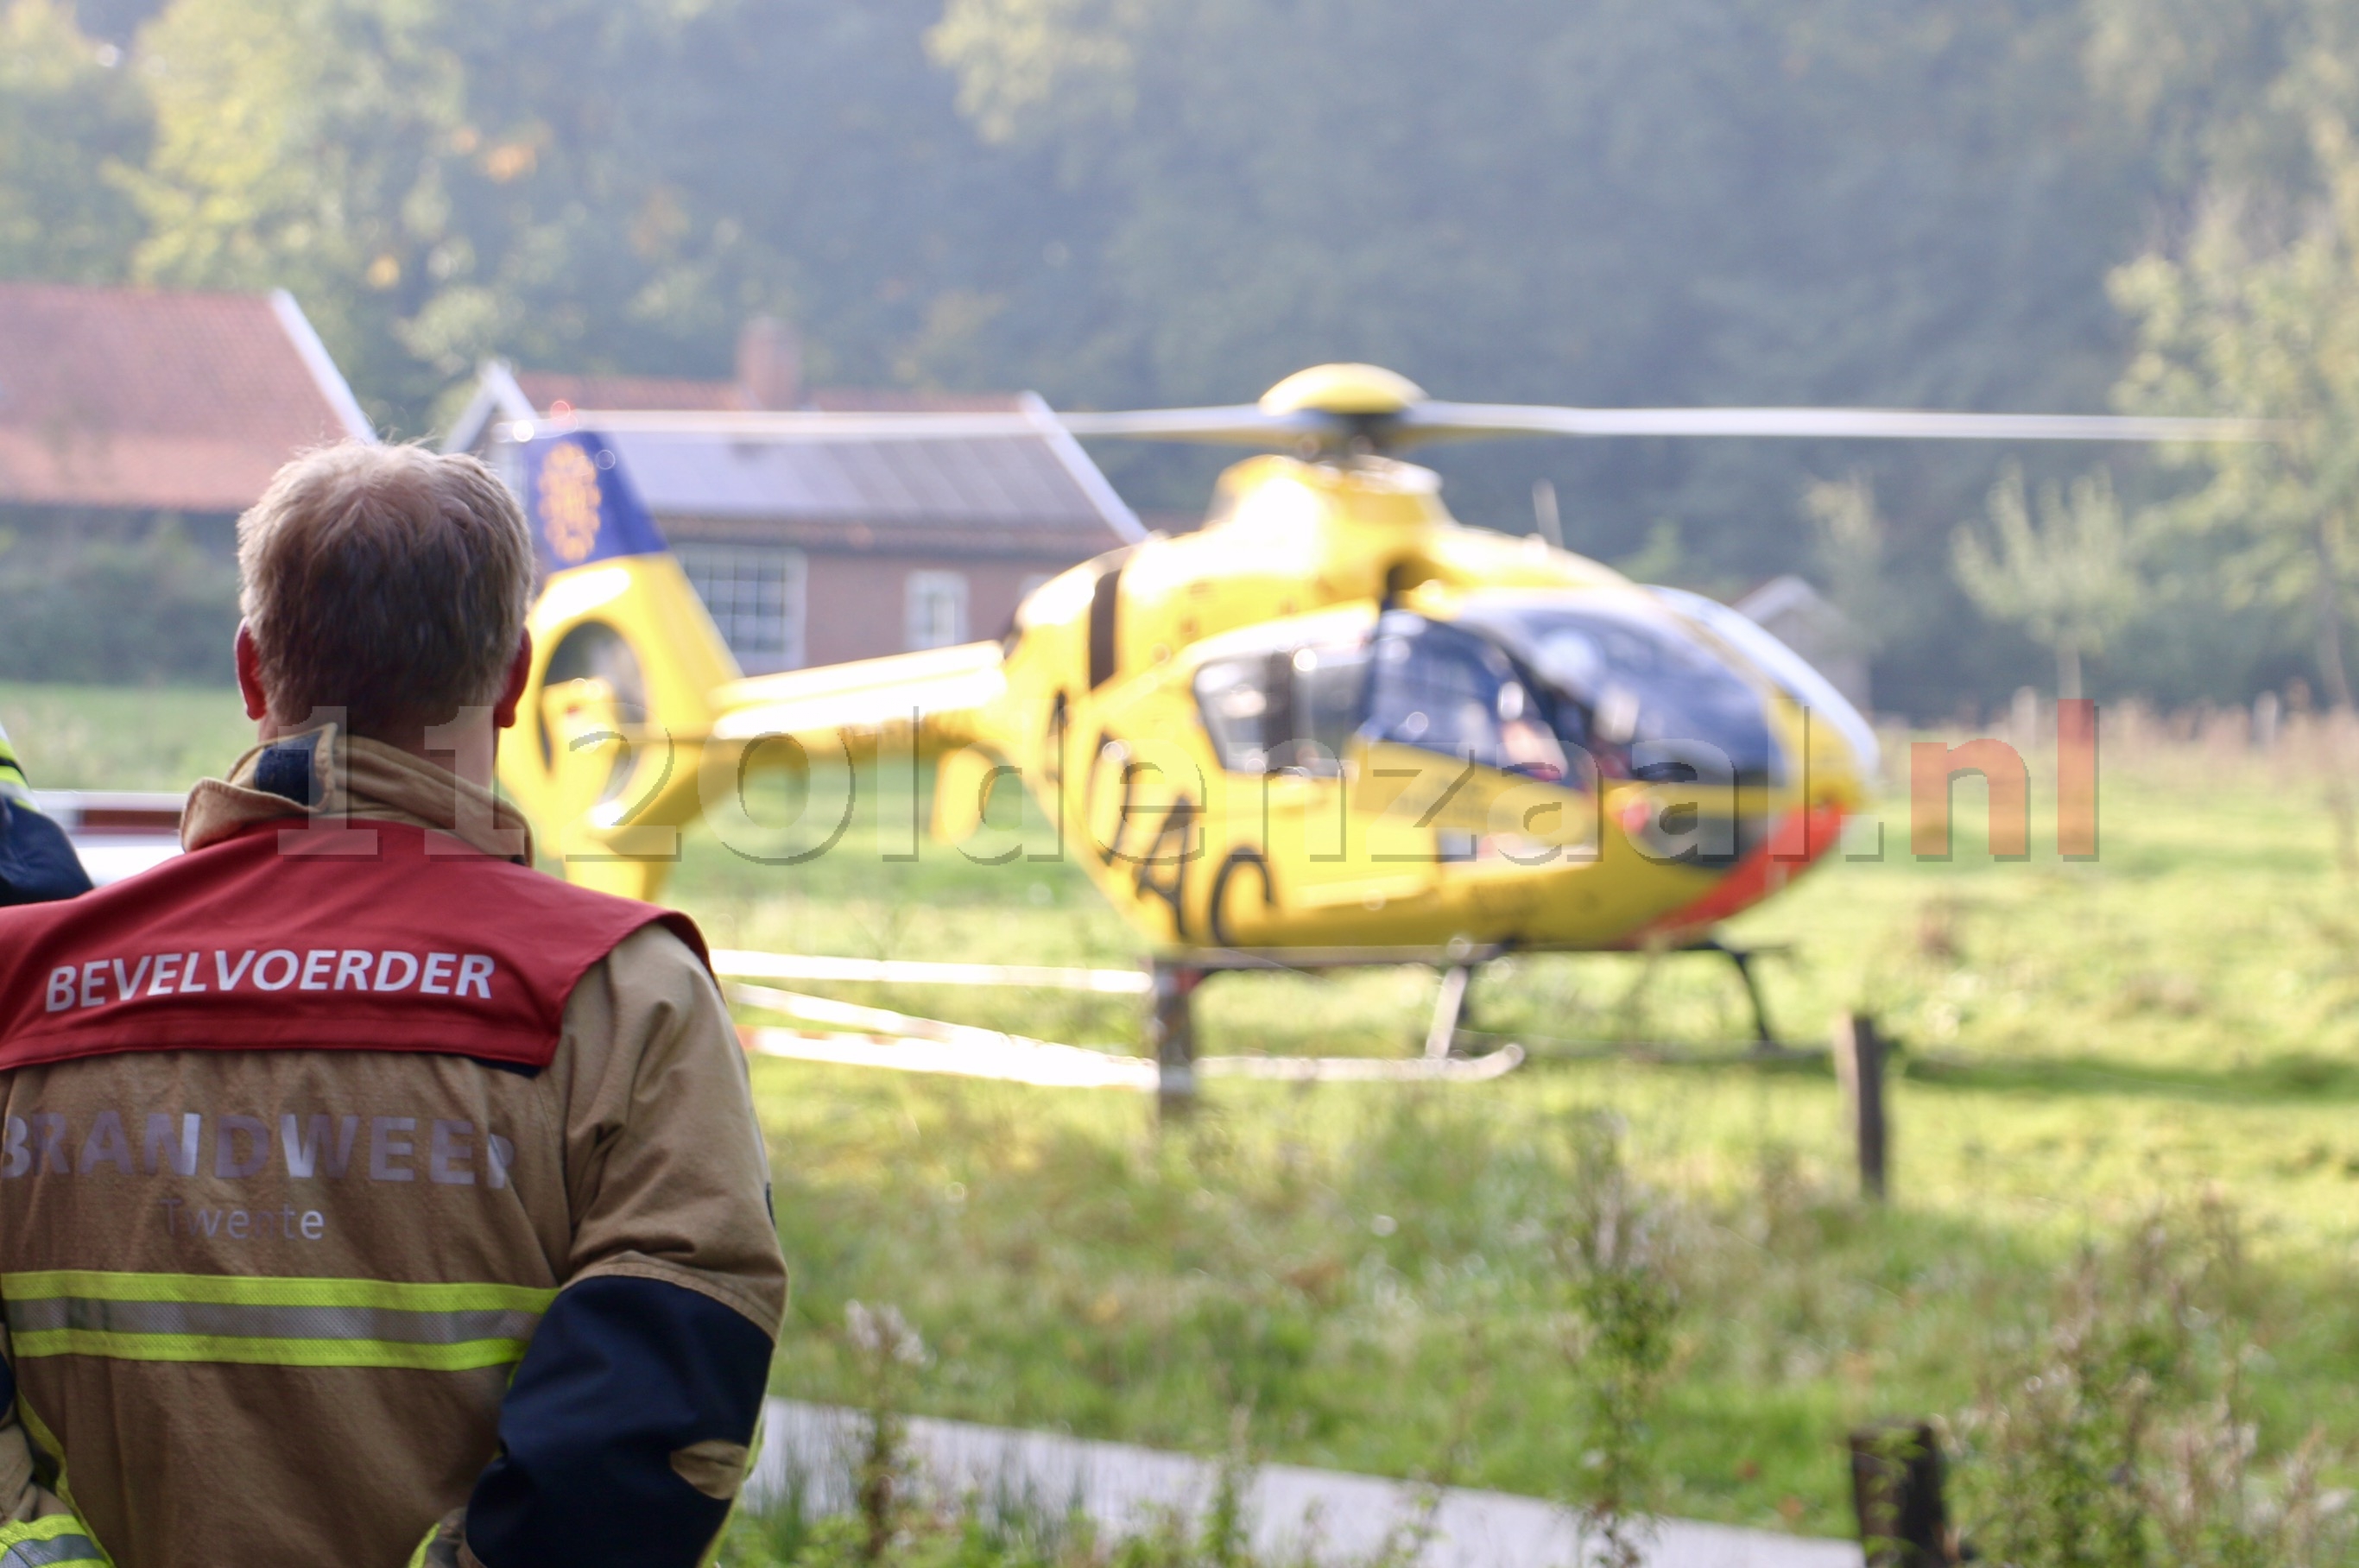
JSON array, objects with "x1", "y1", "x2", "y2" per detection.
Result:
[
  {"x1": 709, "y1": 939, "x2": 1780, "y2": 1117},
  {"x1": 1684, "y1": 935, "x2": 1786, "y2": 1052},
  {"x1": 1154, "y1": 934, "x2": 1787, "y2": 1089}
]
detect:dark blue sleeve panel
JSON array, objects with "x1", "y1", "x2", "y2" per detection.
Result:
[
  {"x1": 0, "y1": 800, "x2": 91, "y2": 907},
  {"x1": 465, "y1": 1274, "x2": 775, "y2": 1568}
]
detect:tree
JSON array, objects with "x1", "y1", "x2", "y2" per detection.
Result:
[
  {"x1": 1952, "y1": 466, "x2": 2142, "y2": 699},
  {"x1": 93, "y1": 0, "x2": 2327, "y2": 715},
  {"x1": 929, "y1": 0, "x2": 2161, "y2": 718},
  {"x1": 125, "y1": 0, "x2": 1085, "y2": 433},
  {"x1": 2111, "y1": 116, "x2": 2359, "y2": 711},
  {"x1": 1803, "y1": 471, "x2": 1891, "y2": 658},
  {"x1": 0, "y1": 0, "x2": 149, "y2": 282}
]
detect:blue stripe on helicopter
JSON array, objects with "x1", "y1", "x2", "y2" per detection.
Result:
[{"x1": 518, "y1": 432, "x2": 669, "y2": 573}]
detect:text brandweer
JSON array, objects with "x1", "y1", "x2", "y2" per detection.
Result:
[{"x1": 2, "y1": 1110, "x2": 516, "y2": 1187}]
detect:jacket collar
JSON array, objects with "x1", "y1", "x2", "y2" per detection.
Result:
[{"x1": 181, "y1": 725, "x2": 535, "y2": 865}]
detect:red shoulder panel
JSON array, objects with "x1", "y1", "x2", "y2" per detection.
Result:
[{"x1": 0, "y1": 821, "x2": 705, "y2": 1072}]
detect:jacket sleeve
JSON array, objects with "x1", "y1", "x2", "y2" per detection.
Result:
[
  {"x1": 0, "y1": 732, "x2": 93, "y2": 908},
  {"x1": 460, "y1": 926, "x2": 787, "y2": 1568},
  {"x1": 0, "y1": 1328, "x2": 104, "y2": 1565}
]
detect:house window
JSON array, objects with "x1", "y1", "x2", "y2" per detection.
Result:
[
  {"x1": 675, "y1": 542, "x2": 806, "y2": 673},
  {"x1": 906, "y1": 570, "x2": 969, "y2": 651}
]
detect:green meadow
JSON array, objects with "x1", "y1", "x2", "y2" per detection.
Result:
[
  {"x1": 0, "y1": 682, "x2": 253, "y2": 791},
  {"x1": 681, "y1": 718, "x2": 2359, "y2": 1540},
  {"x1": 14, "y1": 685, "x2": 2359, "y2": 1540}
]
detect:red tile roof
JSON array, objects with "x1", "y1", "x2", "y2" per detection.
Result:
[
  {"x1": 0, "y1": 282, "x2": 367, "y2": 515},
  {"x1": 514, "y1": 371, "x2": 750, "y2": 414}
]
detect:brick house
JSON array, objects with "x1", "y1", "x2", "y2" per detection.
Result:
[{"x1": 444, "y1": 320, "x2": 1141, "y2": 672}]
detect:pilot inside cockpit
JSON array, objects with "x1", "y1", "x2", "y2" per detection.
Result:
[
  {"x1": 1494, "y1": 680, "x2": 1568, "y2": 782},
  {"x1": 1364, "y1": 616, "x2": 1570, "y2": 783}
]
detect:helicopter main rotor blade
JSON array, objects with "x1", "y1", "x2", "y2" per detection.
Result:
[
  {"x1": 522, "y1": 403, "x2": 1313, "y2": 445},
  {"x1": 535, "y1": 401, "x2": 2279, "y2": 449},
  {"x1": 1055, "y1": 405, "x2": 1316, "y2": 443},
  {"x1": 528, "y1": 410, "x2": 1045, "y2": 440},
  {"x1": 1399, "y1": 401, "x2": 2281, "y2": 444}
]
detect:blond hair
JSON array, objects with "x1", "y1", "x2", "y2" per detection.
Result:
[{"x1": 237, "y1": 444, "x2": 534, "y2": 743}]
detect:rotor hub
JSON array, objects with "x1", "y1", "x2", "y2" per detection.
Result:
[
  {"x1": 1259, "y1": 364, "x2": 1426, "y2": 457},
  {"x1": 1259, "y1": 364, "x2": 1426, "y2": 419}
]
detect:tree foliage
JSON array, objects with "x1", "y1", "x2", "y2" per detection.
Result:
[
  {"x1": 123, "y1": 0, "x2": 1088, "y2": 435},
  {"x1": 1954, "y1": 468, "x2": 2142, "y2": 699},
  {"x1": 0, "y1": 518, "x2": 237, "y2": 685},
  {"x1": 2113, "y1": 117, "x2": 2359, "y2": 709},
  {"x1": 0, "y1": 0, "x2": 148, "y2": 282},
  {"x1": 932, "y1": 0, "x2": 2163, "y2": 713},
  {"x1": 6, "y1": 0, "x2": 2359, "y2": 707}
]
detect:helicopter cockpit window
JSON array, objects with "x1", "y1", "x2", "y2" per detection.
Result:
[
  {"x1": 1289, "y1": 642, "x2": 1369, "y2": 772},
  {"x1": 1196, "y1": 653, "x2": 1293, "y2": 774},
  {"x1": 1195, "y1": 635, "x2": 1371, "y2": 775},
  {"x1": 1465, "y1": 598, "x2": 1777, "y2": 782},
  {"x1": 1362, "y1": 615, "x2": 1570, "y2": 781}
]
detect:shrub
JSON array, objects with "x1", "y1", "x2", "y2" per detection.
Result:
[
  {"x1": 0, "y1": 517, "x2": 238, "y2": 685},
  {"x1": 1952, "y1": 1210, "x2": 2354, "y2": 1568}
]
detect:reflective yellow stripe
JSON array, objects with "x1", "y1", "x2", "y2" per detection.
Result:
[
  {"x1": 404, "y1": 1518, "x2": 442, "y2": 1568},
  {"x1": 9, "y1": 1331, "x2": 534, "y2": 1371},
  {"x1": 3, "y1": 1271, "x2": 554, "y2": 1370},
  {"x1": 0, "y1": 1515, "x2": 105, "y2": 1568},
  {"x1": 9, "y1": 1401, "x2": 108, "y2": 1568},
  {"x1": 1, "y1": 1272, "x2": 553, "y2": 1314}
]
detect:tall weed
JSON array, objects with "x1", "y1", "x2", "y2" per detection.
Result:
[
  {"x1": 1558, "y1": 1113, "x2": 1681, "y2": 1568},
  {"x1": 1952, "y1": 1210, "x2": 2352, "y2": 1567}
]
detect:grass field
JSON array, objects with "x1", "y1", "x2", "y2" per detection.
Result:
[
  {"x1": 13, "y1": 685, "x2": 2359, "y2": 1544},
  {"x1": 0, "y1": 681, "x2": 251, "y2": 790},
  {"x1": 678, "y1": 715, "x2": 2359, "y2": 1542}
]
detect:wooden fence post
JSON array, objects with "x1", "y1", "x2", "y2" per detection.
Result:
[
  {"x1": 1833, "y1": 1013, "x2": 1888, "y2": 1201},
  {"x1": 1849, "y1": 1420, "x2": 1951, "y2": 1566},
  {"x1": 1148, "y1": 963, "x2": 1200, "y2": 1123}
]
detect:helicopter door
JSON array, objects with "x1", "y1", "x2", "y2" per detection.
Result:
[
  {"x1": 1192, "y1": 627, "x2": 1415, "y2": 937},
  {"x1": 1255, "y1": 638, "x2": 1409, "y2": 917},
  {"x1": 1195, "y1": 625, "x2": 1451, "y2": 921},
  {"x1": 1350, "y1": 614, "x2": 1596, "y2": 865}
]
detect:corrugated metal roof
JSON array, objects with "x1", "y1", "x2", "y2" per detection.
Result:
[
  {"x1": 513, "y1": 371, "x2": 1023, "y2": 418},
  {"x1": 605, "y1": 427, "x2": 1113, "y2": 534},
  {"x1": 469, "y1": 362, "x2": 1138, "y2": 547}
]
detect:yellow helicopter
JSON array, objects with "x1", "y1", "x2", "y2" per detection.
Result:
[{"x1": 489, "y1": 364, "x2": 2257, "y2": 1087}]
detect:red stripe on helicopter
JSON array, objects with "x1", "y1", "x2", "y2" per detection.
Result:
[{"x1": 1622, "y1": 804, "x2": 1847, "y2": 945}]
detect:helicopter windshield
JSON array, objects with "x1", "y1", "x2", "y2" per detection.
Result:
[
  {"x1": 1361, "y1": 614, "x2": 1571, "y2": 781},
  {"x1": 1458, "y1": 596, "x2": 1778, "y2": 782},
  {"x1": 1196, "y1": 597, "x2": 1773, "y2": 786}
]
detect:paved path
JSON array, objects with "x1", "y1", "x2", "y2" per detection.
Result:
[{"x1": 754, "y1": 1399, "x2": 1861, "y2": 1568}]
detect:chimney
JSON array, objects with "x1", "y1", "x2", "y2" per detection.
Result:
[{"x1": 737, "y1": 316, "x2": 801, "y2": 410}]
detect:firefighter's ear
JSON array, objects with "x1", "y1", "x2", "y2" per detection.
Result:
[
  {"x1": 492, "y1": 632, "x2": 533, "y2": 731},
  {"x1": 236, "y1": 623, "x2": 270, "y2": 724}
]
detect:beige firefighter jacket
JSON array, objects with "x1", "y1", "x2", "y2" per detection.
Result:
[{"x1": 0, "y1": 730, "x2": 786, "y2": 1568}]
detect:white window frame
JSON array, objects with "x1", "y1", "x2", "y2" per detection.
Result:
[
  {"x1": 905, "y1": 570, "x2": 970, "y2": 651},
  {"x1": 674, "y1": 541, "x2": 807, "y2": 673}
]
